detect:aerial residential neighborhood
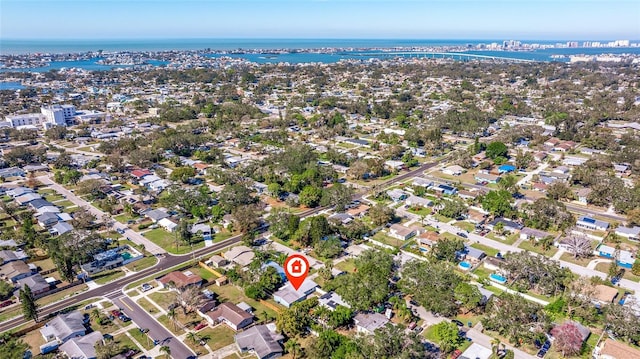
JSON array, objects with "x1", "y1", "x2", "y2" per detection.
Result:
[{"x1": 1, "y1": 34, "x2": 640, "y2": 359}]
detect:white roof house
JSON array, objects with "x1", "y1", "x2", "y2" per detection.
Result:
[{"x1": 158, "y1": 217, "x2": 178, "y2": 232}]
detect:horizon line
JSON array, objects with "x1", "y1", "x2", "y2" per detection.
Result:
[{"x1": 2, "y1": 37, "x2": 638, "y2": 42}]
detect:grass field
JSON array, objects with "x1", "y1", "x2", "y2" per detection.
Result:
[
  {"x1": 335, "y1": 258, "x2": 357, "y2": 273},
  {"x1": 127, "y1": 328, "x2": 155, "y2": 350},
  {"x1": 114, "y1": 332, "x2": 141, "y2": 352},
  {"x1": 210, "y1": 284, "x2": 279, "y2": 319},
  {"x1": 199, "y1": 325, "x2": 235, "y2": 351},
  {"x1": 470, "y1": 243, "x2": 500, "y2": 257},
  {"x1": 149, "y1": 290, "x2": 178, "y2": 310},
  {"x1": 518, "y1": 240, "x2": 559, "y2": 257},
  {"x1": 158, "y1": 314, "x2": 185, "y2": 335},
  {"x1": 125, "y1": 256, "x2": 158, "y2": 271},
  {"x1": 92, "y1": 269, "x2": 126, "y2": 285},
  {"x1": 143, "y1": 229, "x2": 205, "y2": 254}
]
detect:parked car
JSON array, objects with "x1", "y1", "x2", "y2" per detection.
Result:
[
  {"x1": 0, "y1": 300, "x2": 14, "y2": 308},
  {"x1": 456, "y1": 232, "x2": 468, "y2": 238},
  {"x1": 124, "y1": 349, "x2": 138, "y2": 358},
  {"x1": 119, "y1": 315, "x2": 131, "y2": 322},
  {"x1": 139, "y1": 328, "x2": 149, "y2": 333},
  {"x1": 452, "y1": 320, "x2": 464, "y2": 327},
  {"x1": 111, "y1": 310, "x2": 122, "y2": 317},
  {"x1": 116, "y1": 228, "x2": 125, "y2": 234},
  {"x1": 141, "y1": 283, "x2": 153, "y2": 292},
  {"x1": 194, "y1": 322, "x2": 208, "y2": 330}
]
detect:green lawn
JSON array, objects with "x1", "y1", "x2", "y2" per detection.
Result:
[
  {"x1": 158, "y1": 314, "x2": 185, "y2": 335},
  {"x1": 36, "y1": 284, "x2": 88, "y2": 306},
  {"x1": 210, "y1": 284, "x2": 279, "y2": 320},
  {"x1": 149, "y1": 291, "x2": 178, "y2": 310},
  {"x1": 125, "y1": 256, "x2": 158, "y2": 272},
  {"x1": 408, "y1": 207, "x2": 431, "y2": 216},
  {"x1": 560, "y1": 252, "x2": 593, "y2": 267},
  {"x1": 455, "y1": 221, "x2": 476, "y2": 232},
  {"x1": 143, "y1": 229, "x2": 205, "y2": 254},
  {"x1": 434, "y1": 214, "x2": 454, "y2": 223},
  {"x1": 114, "y1": 333, "x2": 140, "y2": 352},
  {"x1": 44, "y1": 194, "x2": 65, "y2": 202},
  {"x1": 195, "y1": 266, "x2": 218, "y2": 281},
  {"x1": 114, "y1": 213, "x2": 140, "y2": 224},
  {"x1": 335, "y1": 259, "x2": 357, "y2": 274},
  {"x1": 127, "y1": 328, "x2": 155, "y2": 350},
  {"x1": 470, "y1": 243, "x2": 500, "y2": 257},
  {"x1": 518, "y1": 240, "x2": 558, "y2": 257},
  {"x1": 92, "y1": 269, "x2": 125, "y2": 285},
  {"x1": 199, "y1": 325, "x2": 235, "y2": 351},
  {"x1": 136, "y1": 297, "x2": 159, "y2": 314},
  {"x1": 373, "y1": 231, "x2": 404, "y2": 248},
  {"x1": 213, "y1": 231, "x2": 233, "y2": 243},
  {"x1": 55, "y1": 200, "x2": 76, "y2": 208}
]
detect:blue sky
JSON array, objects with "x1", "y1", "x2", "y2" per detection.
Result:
[{"x1": 1, "y1": 0, "x2": 638, "y2": 40}]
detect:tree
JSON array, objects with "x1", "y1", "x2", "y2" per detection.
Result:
[
  {"x1": 433, "y1": 321, "x2": 463, "y2": 353},
  {"x1": 159, "y1": 345, "x2": 171, "y2": 358},
  {"x1": 276, "y1": 299, "x2": 316, "y2": 337},
  {"x1": 627, "y1": 208, "x2": 640, "y2": 227},
  {"x1": 176, "y1": 286, "x2": 204, "y2": 314},
  {"x1": 231, "y1": 204, "x2": 263, "y2": 233},
  {"x1": 0, "y1": 333, "x2": 29, "y2": 359},
  {"x1": 400, "y1": 260, "x2": 462, "y2": 317},
  {"x1": 454, "y1": 282, "x2": 482, "y2": 313},
  {"x1": 483, "y1": 293, "x2": 548, "y2": 347},
  {"x1": 218, "y1": 182, "x2": 256, "y2": 212},
  {"x1": 546, "y1": 182, "x2": 573, "y2": 201},
  {"x1": 267, "y1": 208, "x2": 299, "y2": 241},
  {"x1": 561, "y1": 231, "x2": 593, "y2": 259},
  {"x1": 169, "y1": 166, "x2": 197, "y2": 183},
  {"x1": 299, "y1": 185, "x2": 322, "y2": 207},
  {"x1": 486, "y1": 141, "x2": 508, "y2": 159},
  {"x1": 432, "y1": 237, "x2": 465, "y2": 262},
  {"x1": 314, "y1": 236, "x2": 343, "y2": 259},
  {"x1": 70, "y1": 207, "x2": 97, "y2": 229},
  {"x1": 334, "y1": 250, "x2": 394, "y2": 311},
  {"x1": 438, "y1": 198, "x2": 467, "y2": 219},
  {"x1": 285, "y1": 339, "x2": 301, "y2": 359},
  {"x1": 327, "y1": 305, "x2": 353, "y2": 328},
  {"x1": 0, "y1": 280, "x2": 14, "y2": 300},
  {"x1": 294, "y1": 216, "x2": 332, "y2": 247},
  {"x1": 320, "y1": 183, "x2": 354, "y2": 211},
  {"x1": 369, "y1": 203, "x2": 395, "y2": 226},
  {"x1": 502, "y1": 252, "x2": 572, "y2": 296},
  {"x1": 498, "y1": 174, "x2": 518, "y2": 194},
  {"x1": 550, "y1": 322, "x2": 585, "y2": 357},
  {"x1": 167, "y1": 308, "x2": 178, "y2": 331},
  {"x1": 19, "y1": 285, "x2": 38, "y2": 322},
  {"x1": 481, "y1": 190, "x2": 513, "y2": 217},
  {"x1": 522, "y1": 198, "x2": 575, "y2": 231},
  {"x1": 95, "y1": 338, "x2": 121, "y2": 359},
  {"x1": 604, "y1": 303, "x2": 640, "y2": 343}
]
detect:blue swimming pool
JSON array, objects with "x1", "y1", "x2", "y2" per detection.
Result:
[
  {"x1": 458, "y1": 261, "x2": 472, "y2": 270},
  {"x1": 490, "y1": 273, "x2": 507, "y2": 284}
]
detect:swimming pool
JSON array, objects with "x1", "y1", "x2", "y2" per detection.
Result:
[
  {"x1": 490, "y1": 273, "x2": 507, "y2": 284},
  {"x1": 121, "y1": 252, "x2": 133, "y2": 260},
  {"x1": 458, "y1": 261, "x2": 472, "y2": 270}
]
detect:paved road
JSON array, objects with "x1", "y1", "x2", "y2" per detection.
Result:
[
  {"x1": 37, "y1": 175, "x2": 166, "y2": 255},
  {"x1": 114, "y1": 296, "x2": 196, "y2": 359}
]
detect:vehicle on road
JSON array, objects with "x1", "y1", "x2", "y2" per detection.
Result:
[
  {"x1": 116, "y1": 228, "x2": 125, "y2": 234},
  {"x1": 452, "y1": 320, "x2": 464, "y2": 327},
  {"x1": 456, "y1": 232, "x2": 468, "y2": 238}
]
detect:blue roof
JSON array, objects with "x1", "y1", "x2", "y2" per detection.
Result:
[
  {"x1": 499, "y1": 165, "x2": 516, "y2": 171},
  {"x1": 580, "y1": 217, "x2": 596, "y2": 224}
]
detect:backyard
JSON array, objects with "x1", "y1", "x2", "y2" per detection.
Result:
[{"x1": 143, "y1": 228, "x2": 205, "y2": 254}]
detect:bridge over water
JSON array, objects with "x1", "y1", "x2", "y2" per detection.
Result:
[{"x1": 351, "y1": 51, "x2": 535, "y2": 62}]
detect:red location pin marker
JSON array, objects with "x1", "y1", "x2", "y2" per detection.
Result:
[{"x1": 284, "y1": 254, "x2": 310, "y2": 290}]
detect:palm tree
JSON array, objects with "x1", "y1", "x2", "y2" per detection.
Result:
[
  {"x1": 186, "y1": 332, "x2": 200, "y2": 344},
  {"x1": 160, "y1": 345, "x2": 171, "y2": 358},
  {"x1": 167, "y1": 308, "x2": 177, "y2": 331},
  {"x1": 285, "y1": 339, "x2": 301, "y2": 359},
  {"x1": 90, "y1": 308, "x2": 101, "y2": 323},
  {"x1": 491, "y1": 338, "x2": 501, "y2": 356}
]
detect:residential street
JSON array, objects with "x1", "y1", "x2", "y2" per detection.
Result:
[
  {"x1": 37, "y1": 175, "x2": 167, "y2": 255},
  {"x1": 114, "y1": 296, "x2": 196, "y2": 359}
]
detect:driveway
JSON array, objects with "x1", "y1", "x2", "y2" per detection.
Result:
[
  {"x1": 113, "y1": 296, "x2": 196, "y2": 359},
  {"x1": 38, "y1": 175, "x2": 166, "y2": 255}
]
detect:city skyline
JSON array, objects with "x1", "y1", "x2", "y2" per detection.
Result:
[{"x1": 1, "y1": 0, "x2": 639, "y2": 40}]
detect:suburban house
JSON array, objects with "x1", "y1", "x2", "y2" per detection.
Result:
[
  {"x1": 206, "y1": 255, "x2": 228, "y2": 268},
  {"x1": 354, "y1": 313, "x2": 389, "y2": 334},
  {"x1": 318, "y1": 291, "x2": 350, "y2": 311},
  {"x1": 80, "y1": 248, "x2": 125, "y2": 275},
  {"x1": 417, "y1": 231, "x2": 440, "y2": 252},
  {"x1": 58, "y1": 331, "x2": 103, "y2": 359},
  {"x1": 467, "y1": 209, "x2": 487, "y2": 224},
  {"x1": 435, "y1": 184, "x2": 458, "y2": 195},
  {"x1": 457, "y1": 245, "x2": 486, "y2": 264},
  {"x1": 235, "y1": 324, "x2": 284, "y2": 359},
  {"x1": 158, "y1": 217, "x2": 178, "y2": 232},
  {"x1": 0, "y1": 166, "x2": 25, "y2": 178},
  {"x1": 0, "y1": 249, "x2": 28, "y2": 263},
  {"x1": 615, "y1": 226, "x2": 640, "y2": 241},
  {"x1": 273, "y1": 280, "x2": 318, "y2": 308},
  {"x1": 487, "y1": 218, "x2": 524, "y2": 233},
  {"x1": 0, "y1": 260, "x2": 35, "y2": 282},
  {"x1": 459, "y1": 343, "x2": 492, "y2": 359},
  {"x1": 576, "y1": 188, "x2": 592, "y2": 204},
  {"x1": 576, "y1": 216, "x2": 609, "y2": 231},
  {"x1": 388, "y1": 224, "x2": 418, "y2": 241},
  {"x1": 386, "y1": 189, "x2": 408, "y2": 202},
  {"x1": 17, "y1": 274, "x2": 51, "y2": 296},
  {"x1": 590, "y1": 284, "x2": 619, "y2": 306},
  {"x1": 191, "y1": 223, "x2": 212, "y2": 239},
  {"x1": 346, "y1": 204, "x2": 370, "y2": 218},
  {"x1": 384, "y1": 160, "x2": 405, "y2": 172},
  {"x1": 145, "y1": 209, "x2": 170, "y2": 223},
  {"x1": 442, "y1": 165, "x2": 464, "y2": 176},
  {"x1": 593, "y1": 338, "x2": 640, "y2": 359},
  {"x1": 596, "y1": 245, "x2": 635, "y2": 269},
  {"x1": 158, "y1": 270, "x2": 203, "y2": 289},
  {"x1": 405, "y1": 195, "x2": 433, "y2": 208},
  {"x1": 519, "y1": 227, "x2": 552, "y2": 241},
  {"x1": 475, "y1": 173, "x2": 501, "y2": 184},
  {"x1": 412, "y1": 177, "x2": 433, "y2": 188},
  {"x1": 328, "y1": 213, "x2": 354, "y2": 225},
  {"x1": 41, "y1": 311, "x2": 88, "y2": 343},
  {"x1": 206, "y1": 302, "x2": 254, "y2": 330},
  {"x1": 223, "y1": 246, "x2": 255, "y2": 267},
  {"x1": 50, "y1": 222, "x2": 73, "y2": 236}
]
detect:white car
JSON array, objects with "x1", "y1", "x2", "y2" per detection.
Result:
[{"x1": 140, "y1": 283, "x2": 153, "y2": 292}]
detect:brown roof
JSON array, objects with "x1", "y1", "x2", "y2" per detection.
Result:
[
  {"x1": 599, "y1": 338, "x2": 640, "y2": 358},
  {"x1": 158, "y1": 271, "x2": 202, "y2": 288},
  {"x1": 592, "y1": 284, "x2": 618, "y2": 303},
  {"x1": 208, "y1": 302, "x2": 253, "y2": 327},
  {"x1": 194, "y1": 163, "x2": 209, "y2": 170},
  {"x1": 419, "y1": 231, "x2": 440, "y2": 242},
  {"x1": 347, "y1": 204, "x2": 370, "y2": 217}
]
